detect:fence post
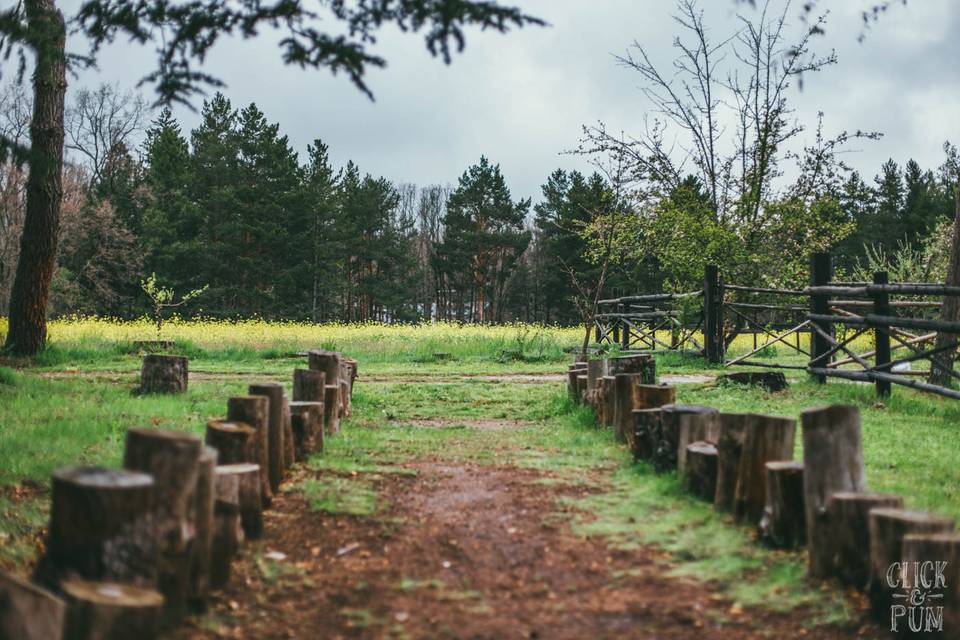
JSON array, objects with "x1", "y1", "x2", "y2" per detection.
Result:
[
  {"x1": 872, "y1": 271, "x2": 892, "y2": 397},
  {"x1": 809, "y1": 253, "x2": 833, "y2": 384},
  {"x1": 613, "y1": 303, "x2": 621, "y2": 345},
  {"x1": 704, "y1": 264, "x2": 724, "y2": 364},
  {"x1": 621, "y1": 303, "x2": 631, "y2": 350}
]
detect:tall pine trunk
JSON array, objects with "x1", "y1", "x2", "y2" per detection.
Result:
[
  {"x1": 4, "y1": 0, "x2": 66, "y2": 356},
  {"x1": 929, "y1": 185, "x2": 960, "y2": 386}
]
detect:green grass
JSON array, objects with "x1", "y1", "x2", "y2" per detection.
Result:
[{"x1": 302, "y1": 476, "x2": 378, "y2": 517}]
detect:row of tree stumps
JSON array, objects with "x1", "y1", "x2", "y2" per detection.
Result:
[
  {"x1": 0, "y1": 349, "x2": 358, "y2": 640},
  {"x1": 569, "y1": 358, "x2": 960, "y2": 636}
]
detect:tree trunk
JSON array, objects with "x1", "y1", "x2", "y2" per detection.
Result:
[
  {"x1": 0, "y1": 570, "x2": 66, "y2": 640},
  {"x1": 3, "y1": 0, "x2": 67, "y2": 356},
  {"x1": 714, "y1": 414, "x2": 748, "y2": 512},
  {"x1": 868, "y1": 508, "x2": 955, "y2": 614},
  {"x1": 215, "y1": 463, "x2": 262, "y2": 540},
  {"x1": 61, "y1": 577, "x2": 163, "y2": 640},
  {"x1": 226, "y1": 396, "x2": 271, "y2": 507},
  {"x1": 930, "y1": 187, "x2": 960, "y2": 386},
  {"x1": 685, "y1": 441, "x2": 719, "y2": 501},
  {"x1": 122, "y1": 428, "x2": 203, "y2": 624},
  {"x1": 733, "y1": 414, "x2": 796, "y2": 525},
  {"x1": 801, "y1": 405, "x2": 866, "y2": 578},
  {"x1": 758, "y1": 461, "x2": 805, "y2": 549},
  {"x1": 826, "y1": 492, "x2": 903, "y2": 588},
  {"x1": 35, "y1": 465, "x2": 156, "y2": 589},
  {"x1": 248, "y1": 383, "x2": 286, "y2": 495}
]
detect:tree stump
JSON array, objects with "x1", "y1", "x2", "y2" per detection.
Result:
[
  {"x1": 339, "y1": 379, "x2": 351, "y2": 418},
  {"x1": 575, "y1": 375, "x2": 588, "y2": 406},
  {"x1": 672, "y1": 405, "x2": 720, "y2": 475},
  {"x1": 204, "y1": 420, "x2": 255, "y2": 466},
  {"x1": 293, "y1": 369, "x2": 326, "y2": 403},
  {"x1": 226, "y1": 396, "x2": 271, "y2": 507},
  {"x1": 685, "y1": 442, "x2": 719, "y2": 501},
  {"x1": 733, "y1": 414, "x2": 796, "y2": 525},
  {"x1": 35, "y1": 466, "x2": 156, "y2": 589},
  {"x1": 601, "y1": 376, "x2": 616, "y2": 427},
  {"x1": 248, "y1": 383, "x2": 286, "y2": 494},
  {"x1": 568, "y1": 364, "x2": 587, "y2": 400},
  {"x1": 758, "y1": 461, "x2": 805, "y2": 549},
  {"x1": 614, "y1": 374, "x2": 647, "y2": 444},
  {"x1": 290, "y1": 401, "x2": 324, "y2": 460},
  {"x1": 607, "y1": 355, "x2": 656, "y2": 383},
  {"x1": 123, "y1": 428, "x2": 203, "y2": 623},
  {"x1": 632, "y1": 408, "x2": 663, "y2": 462},
  {"x1": 281, "y1": 394, "x2": 295, "y2": 469},
  {"x1": 324, "y1": 384, "x2": 341, "y2": 435},
  {"x1": 586, "y1": 360, "x2": 607, "y2": 409},
  {"x1": 635, "y1": 384, "x2": 677, "y2": 410},
  {"x1": 308, "y1": 350, "x2": 341, "y2": 389},
  {"x1": 138, "y1": 355, "x2": 188, "y2": 394},
  {"x1": 801, "y1": 405, "x2": 866, "y2": 578},
  {"x1": 654, "y1": 405, "x2": 717, "y2": 473},
  {"x1": 215, "y1": 464, "x2": 262, "y2": 540},
  {"x1": 0, "y1": 571, "x2": 66, "y2": 640},
  {"x1": 901, "y1": 532, "x2": 960, "y2": 635},
  {"x1": 714, "y1": 413, "x2": 748, "y2": 512},
  {"x1": 826, "y1": 492, "x2": 904, "y2": 588},
  {"x1": 188, "y1": 446, "x2": 217, "y2": 608},
  {"x1": 61, "y1": 578, "x2": 163, "y2": 640},
  {"x1": 211, "y1": 470, "x2": 243, "y2": 590},
  {"x1": 868, "y1": 508, "x2": 955, "y2": 614},
  {"x1": 719, "y1": 372, "x2": 788, "y2": 392}
]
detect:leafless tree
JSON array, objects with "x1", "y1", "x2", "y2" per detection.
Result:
[
  {"x1": 0, "y1": 84, "x2": 32, "y2": 311},
  {"x1": 65, "y1": 84, "x2": 148, "y2": 187}
]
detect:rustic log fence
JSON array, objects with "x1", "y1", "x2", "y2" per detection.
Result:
[
  {"x1": 567, "y1": 356, "x2": 959, "y2": 631},
  {"x1": 595, "y1": 253, "x2": 960, "y2": 400},
  {"x1": 0, "y1": 348, "x2": 357, "y2": 640}
]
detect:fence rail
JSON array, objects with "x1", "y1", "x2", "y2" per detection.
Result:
[{"x1": 593, "y1": 253, "x2": 960, "y2": 400}]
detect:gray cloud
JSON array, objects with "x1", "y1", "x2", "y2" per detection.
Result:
[{"x1": 67, "y1": 0, "x2": 960, "y2": 201}]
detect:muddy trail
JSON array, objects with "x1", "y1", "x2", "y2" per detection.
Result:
[{"x1": 169, "y1": 389, "x2": 881, "y2": 640}]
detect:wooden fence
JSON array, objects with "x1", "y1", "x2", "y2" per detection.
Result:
[{"x1": 595, "y1": 253, "x2": 960, "y2": 400}]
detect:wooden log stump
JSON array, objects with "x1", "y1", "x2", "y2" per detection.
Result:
[
  {"x1": 613, "y1": 374, "x2": 647, "y2": 444},
  {"x1": 607, "y1": 355, "x2": 656, "y2": 383},
  {"x1": 226, "y1": 396, "x2": 271, "y2": 507},
  {"x1": 204, "y1": 420, "x2": 255, "y2": 466},
  {"x1": 714, "y1": 414, "x2": 748, "y2": 512},
  {"x1": 600, "y1": 376, "x2": 616, "y2": 427},
  {"x1": 342, "y1": 357, "x2": 358, "y2": 401},
  {"x1": 826, "y1": 492, "x2": 904, "y2": 588},
  {"x1": 293, "y1": 369, "x2": 326, "y2": 403},
  {"x1": 215, "y1": 464, "x2": 262, "y2": 540},
  {"x1": 719, "y1": 372, "x2": 788, "y2": 392},
  {"x1": 868, "y1": 509, "x2": 955, "y2": 614},
  {"x1": 324, "y1": 385, "x2": 341, "y2": 435},
  {"x1": 586, "y1": 360, "x2": 607, "y2": 409},
  {"x1": 733, "y1": 414, "x2": 796, "y2": 525},
  {"x1": 137, "y1": 355, "x2": 188, "y2": 394},
  {"x1": 188, "y1": 446, "x2": 217, "y2": 608},
  {"x1": 0, "y1": 571, "x2": 66, "y2": 640},
  {"x1": 36, "y1": 466, "x2": 156, "y2": 589},
  {"x1": 248, "y1": 383, "x2": 286, "y2": 494},
  {"x1": 123, "y1": 428, "x2": 203, "y2": 623},
  {"x1": 685, "y1": 442, "x2": 719, "y2": 501},
  {"x1": 654, "y1": 405, "x2": 718, "y2": 473},
  {"x1": 281, "y1": 394, "x2": 295, "y2": 469},
  {"x1": 308, "y1": 350, "x2": 341, "y2": 389},
  {"x1": 758, "y1": 461, "x2": 805, "y2": 549},
  {"x1": 210, "y1": 470, "x2": 242, "y2": 590},
  {"x1": 672, "y1": 405, "x2": 720, "y2": 475},
  {"x1": 61, "y1": 578, "x2": 163, "y2": 640},
  {"x1": 631, "y1": 408, "x2": 663, "y2": 462},
  {"x1": 339, "y1": 379, "x2": 351, "y2": 418},
  {"x1": 575, "y1": 375, "x2": 588, "y2": 406},
  {"x1": 900, "y1": 533, "x2": 960, "y2": 636},
  {"x1": 635, "y1": 384, "x2": 677, "y2": 410},
  {"x1": 801, "y1": 405, "x2": 866, "y2": 578},
  {"x1": 567, "y1": 367, "x2": 584, "y2": 401},
  {"x1": 290, "y1": 401, "x2": 324, "y2": 460}
]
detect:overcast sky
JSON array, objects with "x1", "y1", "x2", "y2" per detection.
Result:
[{"x1": 66, "y1": 0, "x2": 960, "y2": 203}]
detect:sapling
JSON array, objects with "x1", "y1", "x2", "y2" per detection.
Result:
[{"x1": 140, "y1": 273, "x2": 208, "y2": 338}]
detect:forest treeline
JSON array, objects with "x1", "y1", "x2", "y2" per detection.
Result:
[{"x1": 0, "y1": 84, "x2": 957, "y2": 326}]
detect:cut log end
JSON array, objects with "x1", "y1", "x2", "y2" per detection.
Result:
[
  {"x1": 61, "y1": 577, "x2": 163, "y2": 640},
  {"x1": 0, "y1": 571, "x2": 66, "y2": 640}
]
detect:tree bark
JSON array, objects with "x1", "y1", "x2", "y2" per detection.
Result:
[
  {"x1": 758, "y1": 461, "x2": 805, "y2": 549},
  {"x1": 3, "y1": 0, "x2": 67, "y2": 356},
  {"x1": 215, "y1": 463, "x2": 262, "y2": 540},
  {"x1": 138, "y1": 355, "x2": 188, "y2": 394},
  {"x1": 685, "y1": 441, "x2": 719, "y2": 501},
  {"x1": 631, "y1": 408, "x2": 663, "y2": 462},
  {"x1": 0, "y1": 570, "x2": 66, "y2": 640},
  {"x1": 826, "y1": 492, "x2": 903, "y2": 588},
  {"x1": 289, "y1": 401, "x2": 324, "y2": 460},
  {"x1": 901, "y1": 532, "x2": 960, "y2": 635},
  {"x1": 211, "y1": 470, "x2": 243, "y2": 590},
  {"x1": 205, "y1": 420, "x2": 256, "y2": 466},
  {"x1": 293, "y1": 369, "x2": 326, "y2": 403},
  {"x1": 188, "y1": 446, "x2": 217, "y2": 608},
  {"x1": 801, "y1": 405, "x2": 866, "y2": 578},
  {"x1": 732, "y1": 414, "x2": 796, "y2": 525},
  {"x1": 248, "y1": 383, "x2": 286, "y2": 495},
  {"x1": 226, "y1": 396, "x2": 271, "y2": 507},
  {"x1": 714, "y1": 413, "x2": 748, "y2": 512},
  {"x1": 324, "y1": 384, "x2": 341, "y2": 435},
  {"x1": 655, "y1": 405, "x2": 718, "y2": 473},
  {"x1": 929, "y1": 186, "x2": 960, "y2": 386}
]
